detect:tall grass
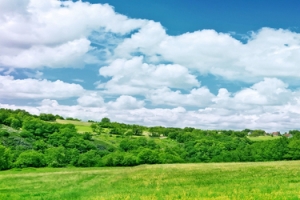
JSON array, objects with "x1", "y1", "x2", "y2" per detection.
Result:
[{"x1": 1, "y1": 161, "x2": 300, "y2": 199}]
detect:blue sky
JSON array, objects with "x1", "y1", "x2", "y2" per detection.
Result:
[
  {"x1": 1, "y1": 0, "x2": 300, "y2": 131},
  {"x1": 87, "y1": 0, "x2": 300, "y2": 35}
]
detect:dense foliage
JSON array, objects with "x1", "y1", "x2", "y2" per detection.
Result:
[{"x1": 0, "y1": 108, "x2": 299, "y2": 170}]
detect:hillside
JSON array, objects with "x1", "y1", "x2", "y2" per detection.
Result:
[{"x1": 1, "y1": 108, "x2": 300, "y2": 171}]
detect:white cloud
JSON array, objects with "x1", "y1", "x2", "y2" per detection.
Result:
[
  {"x1": 115, "y1": 26, "x2": 300, "y2": 83},
  {"x1": 98, "y1": 56, "x2": 200, "y2": 95},
  {"x1": 0, "y1": 0, "x2": 29, "y2": 16},
  {"x1": 0, "y1": 38, "x2": 93, "y2": 68},
  {"x1": 2, "y1": 0, "x2": 300, "y2": 84},
  {"x1": 234, "y1": 78, "x2": 291, "y2": 105},
  {"x1": 77, "y1": 92, "x2": 104, "y2": 107},
  {"x1": 107, "y1": 95, "x2": 145, "y2": 110},
  {"x1": 0, "y1": 0, "x2": 146, "y2": 69},
  {"x1": 0, "y1": 75, "x2": 85, "y2": 99},
  {"x1": 147, "y1": 87, "x2": 214, "y2": 108},
  {"x1": 40, "y1": 99, "x2": 59, "y2": 107},
  {"x1": 114, "y1": 20, "x2": 167, "y2": 58}
]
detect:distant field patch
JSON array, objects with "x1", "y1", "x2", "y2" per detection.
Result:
[
  {"x1": 1, "y1": 161, "x2": 300, "y2": 200},
  {"x1": 56, "y1": 119, "x2": 93, "y2": 133},
  {"x1": 247, "y1": 135, "x2": 281, "y2": 141}
]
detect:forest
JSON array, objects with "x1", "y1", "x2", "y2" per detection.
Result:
[{"x1": 1, "y1": 108, "x2": 300, "y2": 170}]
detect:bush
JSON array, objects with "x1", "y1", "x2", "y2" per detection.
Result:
[
  {"x1": 137, "y1": 149, "x2": 159, "y2": 164},
  {"x1": 39, "y1": 113, "x2": 56, "y2": 121},
  {"x1": 14, "y1": 150, "x2": 46, "y2": 168},
  {"x1": 0, "y1": 130, "x2": 9, "y2": 137},
  {"x1": 122, "y1": 154, "x2": 137, "y2": 166},
  {"x1": 19, "y1": 130, "x2": 33, "y2": 138},
  {"x1": 77, "y1": 150, "x2": 100, "y2": 167},
  {"x1": 66, "y1": 117, "x2": 80, "y2": 121},
  {"x1": 45, "y1": 146, "x2": 67, "y2": 167},
  {"x1": 83, "y1": 132, "x2": 93, "y2": 141},
  {"x1": 0, "y1": 145, "x2": 12, "y2": 170}
]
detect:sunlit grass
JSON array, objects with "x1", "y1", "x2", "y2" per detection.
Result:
[
  {"x1": 56, "y1": 119, "x2": 91, "y2": 126},
  {"x1": 1, "y1": 161, "x2": 300, "y2": 199},
  {"x1": 56, "y1": 119, "x2": 93, "y2": 133},
  {"x1": 247, "y1": 135, "x2": 281, "y2": 141},
  {"x1": 74, "y1": 125, "x2": 93, "y2": 133}
]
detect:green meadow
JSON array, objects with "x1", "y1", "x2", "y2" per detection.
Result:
[
  {"x1": 1, "y1": 161, "x2": 300, "y2": 200},
  {"x1": 56, "y1": 119, "x2": 93, "y2": 133},
  {"x1": 247, "y1": 135, "x2": 281, "y2": 141}
]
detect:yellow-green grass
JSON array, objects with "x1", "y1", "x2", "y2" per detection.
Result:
[
  {"x1": 1, "y1": 161, "x2": 300, "y2": 200},
  {"x1": 247, "y1": 135, "x2": 281, "y2": 141},
  {"x1": 56, "y1": 119, "x2": 93, "y2": 133}
]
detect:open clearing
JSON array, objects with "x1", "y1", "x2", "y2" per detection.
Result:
[
  {"x1": 247, "y1": 135, "x2": 281, "y2": 141},
  {"x1": 1, "y1": 161, "x2": 300, "y2": 200},
  {"x1": 56, "y1": 119, "x2": 93, "y2": 133}
]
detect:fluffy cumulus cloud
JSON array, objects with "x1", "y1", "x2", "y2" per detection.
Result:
[
  {"x1": 0, "y1": 0, "x2": 146, "y2": 69},
  {"x1": 234, "y1": 78, "x2": 291, "y2": 105},
  {"x1": 77, "y1": 92, "x2": 104, "y2": 107},
  {"x1": 107, "y1": 95, "x2": 145, "y2": 110},
  {"x1": 115, "y1": 27, "x2": 300, "y2": 82},
  {"x1": 0, "y1": 75, "x2": 85, "y2": 99},
  {"x1": 98, "y1": 56, "x2": 200, "y2": 95},
  {"x1": 2, "y1": 0, "x2": 300, "y2": 131},
  {"x1": 147, "y1": 87, "x2": 214, "y2": 108}
]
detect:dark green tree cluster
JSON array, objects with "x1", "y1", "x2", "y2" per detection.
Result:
[
  {"x1": 39, "y1": 113, "x2": 57, "y2": 121},
  {"x1": 0, "y1": 109, "x2": 109, "y2": 168}
]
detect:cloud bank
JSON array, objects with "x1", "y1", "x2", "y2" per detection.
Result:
[{"x1": 1, "y1": 0, "x2": 300, "y2": 132}]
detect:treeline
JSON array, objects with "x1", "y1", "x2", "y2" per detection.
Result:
[{"x1": 1, "y1": 108, "x2": 300, "y2": 170}]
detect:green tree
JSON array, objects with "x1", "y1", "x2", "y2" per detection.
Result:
[
  {"x1": 45, "y1": 146, "x2": 67, "y2": 167},
  {"x1": 119, "y1": 139, "x2": 137, "y2": 152},
  {"x1": 77, "y1": 150, "x2": 100, "y2": 167},
  {"x1": 122, "y1": 153, "x2": 137, "y2": 166},
  {"x1": 101, "y1": 117, "x2": 111, "y2": 123},
  {"x1": 285, "y1": 139, "x2": 300, "y2": 160},
  {"x1": 83, "y1": 132, "x2": 93, "y2": 141},
  {"x1": 0, "y1": 145, "x2": 12, "y2": 170},
  {"x1": 11, "y1": 118, "x2": 22, "y2": 129},
  {"x1": 91, "y1": 123, "x2": 102, "y2": 134},
  {"x1": 137, "y1": 148, "x2": 159, "y2": 164},
  {"x1": 33, "y1": 140, "x2": 48, "y2": 152},
  {"x1": 65, "y1": 148, "x2": 80, "y2": 166},
  {"x1": 39, "y1": 113, "x2": 56, "y2": 121},
  {"x1": 14, "y1": 150, "x2": 46, "y2": 168}
]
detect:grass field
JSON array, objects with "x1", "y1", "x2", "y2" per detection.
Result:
[
  {"x1": 247, "y1": 135, "x2": 281, "y2": 141},
  {"x1": 56, "y1": 119, "x2": 93, "y2": 133},
  {"x1": 1, "y1": 161, "x2": 300, "y2": 200}
]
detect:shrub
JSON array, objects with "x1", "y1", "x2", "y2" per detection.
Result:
[
  {"x1": 0, "y1": 145, "x2": 12, "y2": 170},
  {"x1": 0, "y1": 130, "x2": 9, "y2": 137},
  {"x1": 14, "y1": 150, "x2": 46, "y2": 168}
]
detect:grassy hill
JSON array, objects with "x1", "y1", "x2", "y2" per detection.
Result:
[
  {"x1": 1, "y1": 108, "x2": 299, "y2": 170},
  {"x1": 1, "y1": 109, "x2": 300, "y2": 199},
  {"x1": 1, "y1": 161, "x2": 300, "y2": 199}
]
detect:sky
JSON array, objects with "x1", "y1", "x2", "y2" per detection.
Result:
[{"x1": 1, "y1": 0, "x2": 300, "y2": 132}]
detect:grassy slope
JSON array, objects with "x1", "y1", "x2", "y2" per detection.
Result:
[
  {"x1": 56, "y1": 119, "x2": 281, "y2": 141},
  {"x1": 1, "y1": 161, "x2": 300, "y2": 200},
  {"x1": 56, "y1": 119, "x2": 93, "y2": 133}
]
